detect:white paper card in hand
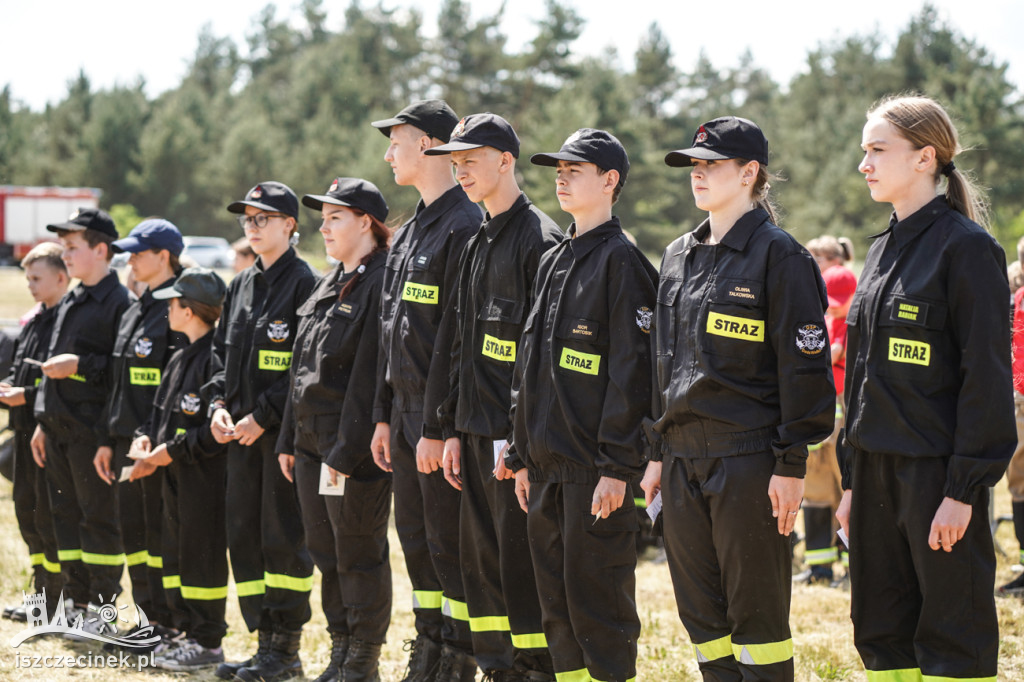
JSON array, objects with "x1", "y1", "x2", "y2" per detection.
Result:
[
  {"x1": 493, "y1": 440, "x2": 508, "y2": 467},
  {"x1": 646, "y1": 491, "x2": 662, "y2": 523},
  {"x1": 319, "y1": 463, "x2": 345, "y2": 496},
  {"x1": 119, "y1": 466, "x2": 134, "y2": 483}
]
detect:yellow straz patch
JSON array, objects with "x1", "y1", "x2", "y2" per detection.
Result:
[
  {"x1": 129, "y1": 367, "x2": 161, "y2": 386},
  {"x1": 402, "y1": 282, "x2": 439, "y2": 304},
  {"x1": 68, "y1": 373, "x2": 87, "y2": 382},
  {"x1": 888, "y1": 338, "x2": 930, "y2": 366},
  {"x1": 482, "y1": 334, "x2": 516, "y2": 362},
  {"x1": 559, "y1": 348, "x2": 600, "y2": 375},
  {"x1": 706, "y1": 312, "x2": 765, "y2": 342},
  {"x1": 258, "y1": 350, "x2": 293, "y2": 371}
]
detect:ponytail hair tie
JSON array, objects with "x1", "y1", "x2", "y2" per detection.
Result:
[{"x1": 941, "y1": 160, "x2": 956, "y2": 177}]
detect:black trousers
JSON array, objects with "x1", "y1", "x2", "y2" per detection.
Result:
[
  {"x1": 460, "y1": 433, "x2": 550, "y2": 673},
  {"x1": 114, "y1": 436, "x2": 169, "y2": 623},
  {"x1": 526, "y1": 477, "x2": 639, "y2": 682},
  {"x1": 849, "y1": 451, "x2": 998, "y2": 680},
  {"x1": 12, "y1": 429, "x2": 61, "y2": 603},
  {"x1": 42, "y1": 425, "x2": 123, "y2": 605},
  {"x1": 294, "y1": 455, "x2": 392, "y2": 643},
  {"x1": 162, "y1": 452, "x2": 229, "y2": 649},
  {"x1": 390, "y1": 406, "x2": 471, "y2": 650},
  {"x1": 226, "y1": 432, "x2": 312, "y2": 632},
  {"x1": 802, "y1": 507, "x2": 838, "y2": 576},
  {"x1": 661, "y1": 452, "x2": 794, "y2": 682}
]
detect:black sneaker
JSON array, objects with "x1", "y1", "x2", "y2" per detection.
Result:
[
  {"x1": 161, "y1": 640, "x2": 226, "y2": 671},
  {"x1": 997, "y1": 572, "x2": 1024, "y2": 597}
]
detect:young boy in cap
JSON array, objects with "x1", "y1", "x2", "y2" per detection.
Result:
[
  {"x1": 30, "y1": 207, "x2": 132, "y2": 632},
  {"x1": 127, "y1": 267, "x2": 230, "y2": 671},
  {"x1": 94, "y1": 218, "x2": 186, "y2": 637},
  {"x1": 206, "y1": 181, "x2": 318, "y2": 682},
  {"x1": 369, "y1": 100, "x2": 482, "y2": 681},
  {"x1": 508, "y1": 129, "x2": 657, "y2": 682},
  {"x1": 425, "y1": 112, "x2": 562, "y2": 681},
  {"x1": 0, "y1": 243, "x2": 69, "y2": 621}
]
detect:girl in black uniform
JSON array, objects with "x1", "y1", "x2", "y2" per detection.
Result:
[
  {"x1": 276, "y1": 177, "x2": 392, "y2": 682},
  {"x1": 642, "y1": 117, "x2": 835, "y2": 682},
  {"x1": 837, "y1": 95, "x2": 1014, "y2": 682}
]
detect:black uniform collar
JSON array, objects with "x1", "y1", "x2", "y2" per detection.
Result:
[
  {"x1": 873, "y1": 196, "x2": 949, "y2": 246},
  {"x1": 143, "y1": 276, "x2": 178, "y2": 307},
  {"x1": 315, "y1": 250, "x2": 386, "y2": 303},
  {"x1": 414, "y1": 185, "x2": 471, "y2": 231},
  {"x1": 690, "y1": 208, "x2": 770, "y2": 253},
  {"x1": 73, "y1": 270, "x2": 122, "y2": 303},
  {"x1": 179, "y1": 329, "x2": 215, "y2": 361},
  {"x1": 565, "y1": 216, "x2": 623, "y2": 260},
  {"x1": 256, "y1": 246, "x2": 299, "y2": 286},
  {"x1": 482, "y1": 193, "x2": 531, "y2": 242}
]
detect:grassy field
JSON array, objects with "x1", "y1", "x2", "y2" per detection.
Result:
[{"x1": 0, "y1": 265, "x2": 1023, "y2": 680}]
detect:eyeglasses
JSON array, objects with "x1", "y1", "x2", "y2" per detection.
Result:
[{"x1": 237, "y1": 213, "x2": 287, "y2": 230}]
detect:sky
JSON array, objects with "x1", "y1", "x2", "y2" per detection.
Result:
[{"x1": 2, "y1": 0, "x2": 1022, "y2": 111}]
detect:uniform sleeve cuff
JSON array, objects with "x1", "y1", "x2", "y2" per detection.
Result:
[{"x1": 772, "y1": 460, "x2": 806, "y2": 478}]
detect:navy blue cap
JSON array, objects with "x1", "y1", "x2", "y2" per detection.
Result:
[
  {"x1": 112, "y1": 218, "x2": 184, "y2": 255},
  {"x1": 371, "y1": 100, "x2": 459, "y2": 142},
  {"x1": 302, "y1": 178, "x2": 390, "y2": 224},
  {"x1": 46, "y1": 207, "x2": 118, "y2": 239},
  {"x1": 152, "y1": 267, "x2": 227, "y2": 307},
  {"x1": 424, "y1": 113, "x2": 520, "y2": 158},
  {"x1": 665, "y1": 116, "x2": 769, "y2": 167},
  {"x1": 227, "y1": 181, "x2": 299, "y2": 219},
  {"x1": 530, "y1": 128, "x2": 630, "y2": 185}
]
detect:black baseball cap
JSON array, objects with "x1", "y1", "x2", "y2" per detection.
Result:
[
  {"x1": 227, "y1": 181, "x2": 299, "y2": 219},
  {"x1": 665, "y1": 116, "x2": 769, "y2": 167},
  {"x1": 302, "y1": 178, "x2": 390, "y2": 223},
  {"x1": 530, "y1": 128, "x2": 630, "y2": 185},
  {"x1": 371, "y1": 100, "x2": 459, "y2": 142},
  {"x1": 423, "y1": 113, "x2": 520, "y2": 158},
  {"x1": 153, "y1": 267, "x2": 227, "y2": 307},
  {"x1": 46, "y1": 207, "x2": 118, "y2": 239},
  {"x1": 112, "y1": 218, "x2": 184, "y2": 255}
]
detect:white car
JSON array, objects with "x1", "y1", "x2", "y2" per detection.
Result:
[{"x1": 181, "y1": 236, "x2": 234, "y2": 269}]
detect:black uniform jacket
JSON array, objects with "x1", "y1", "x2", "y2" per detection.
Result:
[
  {"x1": 141, "y1": 330, "x2": 223, "y2": 465},
  {"x1": 840, "y1": 197, "x2": 1015, "y2": 503},
  {"x1": 104, "y1": 277, "x2": 186, "y2": 447},
  {"x1": 437, "y1": 193, "x2": 564, "y2": 441},
  {"x1": 34, "y1": 271, "x2": 131, "y2": 440},
  {"x1": 205, "y1": 247, "x2": 318, "y2": 431},
  {"x1": 2, "y1": 304, "x2": 58, "y2": 432},
  {"x1": 372, "y1": 184, "x2": 482, "y2": 436},
  {"x1": 507, "y1": 217, "x2": 658, "y2": 484},
  {"x1": 651, "y1": 209, "x2": 835, "y2": 478},
  {"x1": 276, "y1": 252, "x2": 386, "y2": 478}
]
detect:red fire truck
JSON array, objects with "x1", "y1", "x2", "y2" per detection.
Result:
[{"x1": 0, "y1": 186, "x2": 102, "y2": 264}]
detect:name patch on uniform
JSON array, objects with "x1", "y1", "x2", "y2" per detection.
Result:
[
  {"x1": 258, "y1": 350, "x2": 293, "y2": 371},
  {"x1": 888, "y1": 338, "x2": 930, "y2": 366},
  {"x1": 129, "y1": 367, "x2": 161, "y2": 386},
  {"x1": 724, "y1": 283, "x2": 761, "y2": 304},
  {"x1": 569, "y1": 321, "x2": 597, "y2": 339},
  {"x1": 335, "y1": 302, "x2": 358, "y2": 318},
  {"x1": 890, "y1": 297, "x2": 929, "y2": 326},
  {"x1": 559, "y1": 348, "x2": 600, "y2": 375},
  {"x1": 706, "y1": 312, "x2": 765, "y2": 342},
  {"x1": 402, "y1": 282, "x2": 439, "y2": 304},
  {"x1": 482, "y1": 334, "x2": 516, "y2": 361}
]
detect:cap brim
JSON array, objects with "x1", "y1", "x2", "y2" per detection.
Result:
[
  {"x1": 370, "y1": 116, "x2": 404, "y2": 137},
  {"x1": 664, "y1": 148, "x2": 733, "y2": 167},
  {"x1": 423, "y1": 141, "x2": 485, "y2": 156},
  {"x1": 46, "y1": 221, "x2": 86, "y2": 233},
  {"x1": 227, "y1": 200, "x2": 285, "y2": 215},
  {"x1": 529, "y1": 151, "x2": 592, "y2": 167},
  {"x1": 151, "y1": 287, "x2": 182, "y2": 300},
  {"x1": 111, "y1": 236, "x2": 148, "y2": 254},
  {"x1": 302, "y1": 194, "x2": 359, "y2": 211}
]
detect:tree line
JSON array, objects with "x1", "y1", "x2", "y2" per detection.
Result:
[{"x1": 2, "y1": 1, "x2": 1023, "y2": 257}]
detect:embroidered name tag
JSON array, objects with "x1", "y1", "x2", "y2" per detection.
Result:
[
  {"x1": 559, "y1": 348, "x2": 600, "y2": 375},
  {"x1": 482, "y1": 334, "x2": 516, "y2": 361},
  {"x1": 888, "y1": 338, "x2": 930, "y2": 366},
  {"x1": 706, "y1": 312, "x2": 765, "y2": 342}
]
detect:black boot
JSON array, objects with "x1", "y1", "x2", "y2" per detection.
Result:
[
  {"x1": 217, "y1": 629, "x2": 272, "y2": 680},
  {"x1": 432, "y1": 644, "x2": 477, "y2": 682},
  {"x1": 341, "y1": 638, "x2": 382, "y2": 682},
  {"x1": 235, "y1": 629, "x2": 303, "y2": 681},
  {"x1": 313, "y1": 633, "x2": 349, "y2": 682},
  {"x1": 400, "y1": 634, "x2": 442, "y2": 682}
]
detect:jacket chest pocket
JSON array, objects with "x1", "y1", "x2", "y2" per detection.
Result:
[
  {"x1": 555, "y1": 316, "x2": 605, "y2": 377},
  {"x1": 401, "y1": 251, "x2": 443, "y2": 307},
  {"x1": 322, "y1": 300, "x2": 364, "y2": 354},
  {"x1": 478, "y1": 296, "x2": 525, "y2": 363},
  {"x1": 876, "y1": 295, "x2": 951, "y2": 390},
  {"x1": 700, "y1": 278, "x2": 768, "y2": 360}
]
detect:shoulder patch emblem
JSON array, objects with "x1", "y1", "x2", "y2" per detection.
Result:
[
  {"x1": 268, "y1": 320, "x2": 290, "y2": 342},
  {"x1": 134, "y1": 337, "x2": 153, "y2": 358},
  {"x1": 635, "y1": 306, "x2": 652, "y2": 334},
  {"x1": 180, "y1": 392, "x2": 201, "y2": 416},
  {"x1": 795, "y1": 323, "x2": 826, "y2": 357}
]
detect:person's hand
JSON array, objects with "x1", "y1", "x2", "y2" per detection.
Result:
[
  {"x1": 128, "y1": 443, "x2": 171, "y2": 481},
  {"x1": 30, "y1": 425, "x2": 46, "y2": 468},
  {"x1": 514, "y1": 468, "x2": 530, "y2": 513},
  {"x1": 42, "y1": 353, "x2": 79, "y2": 379},
  {"x1": 416, "y1": 437, "x2": 444, "y2": 475},
  {"x1": 278, "y1": 454, "x2": 295, "y2": 483},
  {"x1": 493, "y1": 442, "x2": 514, "y2": 480},
  {"x1": 768, "y1": 474, "x2": 804, "y2": 536},
  {"x1": 442, "y1": 437, "x2": 462, "y2": 490},
  {"x1": 640, "y1": 461, "x2": 662, "y2": 506},
  {"x1": 928, "y1": 496, "x2": 972, "y2": 552},
  {"x1": 836, "y1": 489, "x2": 852, "y2": 539},
  {"x1": 591, "y1": 476, "x2": 627, "y2": 520},
  {"x1": 210, "y1": 408, "x2": 236, "y2": 444},
  {"x1": 93, "y1": 446, "x2": 115, "y2": 485},
  {"x1": 327, "y1": 465, "x2": 348, "y2": 486},
  {"x1": 0, "y1": 383, "x2": 26, "y2": 406},
  {"x1": 371, "y1": 422, "x2": 392, "y2": 472},
  {"x1": 233, "y1": 413, "x2": 264, "y2": 446}
]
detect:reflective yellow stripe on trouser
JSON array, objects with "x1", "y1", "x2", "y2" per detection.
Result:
[
  {"x1": 866, "y1": 670, "x2": 922, "y2": 682},
  {"x1": 805, "y1": 547, "x2": 839, "y2": 565},
  {"x1": 58, "y1": 549, "x2": 82, "y2": 562},
  {"x1": 922, "y1": 674, "x2": 996, "y2": 682},
  {"x1": 81, "y1": 551, "x2": 126, "y2": 566},
  {"x1": 511, "y1": 631, "x2": 548, "y2": 649},
  {"x1": 236, "y1": 579, "x2": 265, "y2": 597},
  {"x1": 264, "y1": 572, "x2": 314, "y2": 592},
  {"x1": 442, "y1": 597, "x2": 470, "y2": 622},
  {"x1": 30, "y1": 553, "x2": 61, "y2": 574},
  {"x1": 125, "y1": 550, "x2": 148, "y2": 567},
  {"x1": 163, "y1": 575, "x2": 181, "y2": 590},
  {"x1": 468, "y1": 615, "x2": 510, "y2": 633},
  {"x1": 412, "y1": 590, "x2": 443, "y2": 610},
  {"x1": 732, "y1": 639, "x2": 794, "y2": 666},
  {"x1": 147, "y1": 554, "x2": 163, "y2": 569},
  {"x1": 181, "y1": 585, "x2": 230, "y2": 600},
  {"x1": 554, "y1": 669, "x2": 635, "y2": 682},
  {"x1": 694, "y1": 634, "x2": 733, "y2": 662}
]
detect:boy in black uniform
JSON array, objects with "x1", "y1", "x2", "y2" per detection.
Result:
[
  {"x1": 31, "y1": 207, "x2": 131, "y2": 631},
  {"x1": 0, "y1": 243, "x2": 69, "y2": 620},
  {"x1": 507, "y1": 129, "x2": 657, "y2": 682},
  {"x1": 369, "y1": 100, "x2": 482, "y2": 681},
  {"x1": 426, "y1": 113, "x2": 562, "y2": 681}
]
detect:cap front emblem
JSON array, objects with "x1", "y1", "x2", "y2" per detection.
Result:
[
  {"x1": 329, "y1": 180, "x2": 339, "y2": 192},
  {"x1": 452, "y1": 118, "x2": 467, "y2": 139},
  {"x1": 694, "y1": 127, "x2": 708, "y2": 144},
  {"x1": 69, "y1": 210, "x2": 80, "y2": 220},
  {"x1": 251, "y1": 186, "x2": 263, "y2": 199}
]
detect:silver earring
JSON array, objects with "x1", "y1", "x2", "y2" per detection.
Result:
[{"x1": 742, "y1": 181, "x2": 749, "y2": 186}]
